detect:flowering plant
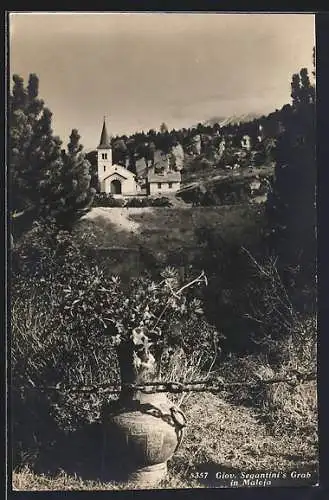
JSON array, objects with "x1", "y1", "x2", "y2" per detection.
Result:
[
  {"x1": 98, "y1": 267, "x2": 207, "y2": 354},
  {"x1": 58, "y1": 265, "x2": 209, "y2": 381}
]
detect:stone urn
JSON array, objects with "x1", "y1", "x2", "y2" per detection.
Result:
[{"x1": 101, "y1": 329, "x2": 187, "y2": 488}]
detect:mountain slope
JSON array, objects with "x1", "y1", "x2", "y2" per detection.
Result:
[{"x1": 204, "y1": 112, "x2": 262, "y2": 128}]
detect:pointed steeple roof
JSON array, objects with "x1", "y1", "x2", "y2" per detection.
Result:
[{"x1": 98, "y1": 117, "x2": 111, "y2": 149}]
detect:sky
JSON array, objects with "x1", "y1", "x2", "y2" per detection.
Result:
[{"x1": 9, "y1": 12, "x2": 315, "y2": 151}]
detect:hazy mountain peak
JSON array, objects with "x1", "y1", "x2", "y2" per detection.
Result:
[{"x1": 203, "y1": 113, "x2": 262, "y2": 128}]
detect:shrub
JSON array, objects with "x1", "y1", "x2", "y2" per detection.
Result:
[
  {"x1": 193, "y1": 225, "x2": 316, "y2": 353},
  {"x1": 11, "y1": 223, "x2": 120, "y2": 463},
  {"x1": 11, "y1": 225, "x2": 221, "y2": 465},
  {"x1": 218, "y1": 315, "x2": 317, "y2": 439},
  {"x1": 92, "y1": 193, "x2": 126, "y2": 208},
  {"x1": 92, "y1": 194, "x2": 172, "y2": 208},
  {"x1": 151, "y1": 196, "x2": 172, "y2": 207},
  {"x1": 125, "y1": 197, "x2": 147, "y2": 208}
]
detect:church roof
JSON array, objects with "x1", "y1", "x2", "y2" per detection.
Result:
[
  {"x1": 98, "y1": 119, "x2": 111, "y2": 149},
  {"x1": 103, "y1": 164, "x2": 136, "y2": 181}
]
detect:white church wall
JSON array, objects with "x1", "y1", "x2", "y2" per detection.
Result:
[{"x1": 103, "y1": 173, "x2": 138, "y2": 196}]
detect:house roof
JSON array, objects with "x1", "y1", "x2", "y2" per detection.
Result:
[
  {"x1": 147, "y1": 171, "x2": 181, "y2": 183},
  {"x1": 98, "y1": 118, "x2": 111, "y2": 149}
]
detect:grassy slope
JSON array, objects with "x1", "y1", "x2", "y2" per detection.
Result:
[{"x1": 74, "y1": 204, "x2": 264, "y2": 260}]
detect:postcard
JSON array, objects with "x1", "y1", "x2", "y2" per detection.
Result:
[{"x1": 8, "y1": 11, "x2": 318, "y2": 491}]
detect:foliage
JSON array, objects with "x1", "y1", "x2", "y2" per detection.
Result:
[
  {"x1": 112, "y1": 139, "x2": 129, "y2": 166},
  {"x1": 149, "y1": 196, "x2": 172, "y2": 207},
  {"x1": 219, "y1": 314, "x2": 317, "y2": 438},
  {"x1": 10, "y1": 74, "x2": 62, "y2": 235},
  {"x1": 125, "y1": 197, "x2": 150, "y2": 208},
  {"x1": 178, "y1": 174, "x2": 271, "y2": 207},
  {"x1": 266, "y1": 61, "x2": 316, "y2": 298},
  {"x1": 9, "y1": 73, "x2": 94, "y2": 236},
  {"x1": 192, "y1": 225, "x2": 315, "y2": 353},
  {"x1": 56, "y1": 129, "x2": 95, "y2": 228},
  {"x1": 92, "y1": 193, "x2": 126, "y2": 207},
  {"x1": 12, "y1": 223, "x2": 219, "y2": 459},
  {"x1": 52, "y1": 266, "x2": 210, "y2": 360},
  {"x1": 91, "y1": 194, "x2": 173, "y2": 208}
]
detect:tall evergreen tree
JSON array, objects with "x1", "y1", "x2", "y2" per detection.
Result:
[
  {"x1": 266, "y1": 59, "x2": 316, "y2": 303},
  {"x1": 9, "y1": 73, "x2": 94, "y2": 236},
  {"x1": 55, "y1": 129, "x2": 95, "y2": 228},
  {"x1": 10, "y1": 74, "x2": 63, "y2": 237}
]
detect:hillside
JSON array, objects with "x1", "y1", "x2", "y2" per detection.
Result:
[
  {"x1": 73, "y1": 204, "x2": 265, "y2": 278},
  {"x1": 76, "y1": 205, "x2": 264, "y2": 248}
]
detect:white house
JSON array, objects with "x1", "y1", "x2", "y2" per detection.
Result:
[
  {"x1": 97, "y1": 119, "x2": 139, "y2": 197},
  {"x1": 147, "y1": 170, "x2": 181, "y2": 196}
]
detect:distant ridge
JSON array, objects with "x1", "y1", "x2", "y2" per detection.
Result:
[{"x1": 203, "y1": 112, "x2": 262, "y2": 128}]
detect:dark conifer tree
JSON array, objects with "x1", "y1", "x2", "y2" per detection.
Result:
[
  {"x1": 10, "y1": 73, "x2": 94, "y2": 236},
  {"x1": 55, "y1": 129, "x2": 95, "y2": 228},
  {"x1": 266, "y1": 58, "x2": 316, "y2": 305}
]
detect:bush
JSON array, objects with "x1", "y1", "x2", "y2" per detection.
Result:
[
  {"x1": 218, "y1": 315, "x2": 317, "y2": 439},
  {"x1": 11, "y1": 224, "x2": 220, "y2": 465},
  {"x1": 92, "y1": 193, "x2": 126, "y2": 208},
  {"x1": 12, "y1": 223, "x2": 120, "y2": 463},
  {"x1": 193, "y1": 225, "x2": 317, "y2": 353},
  {"x1": 126, "y1": 196, "x2": 172, "y2": 207},
  {"x1": 125, "y1": 197, "x2": 148, "y2": 208},
  {"x1": 151, "y1": 196, "x2": 172, "y2": 207},
  {"x1": 92, "y1": 194, "x2": 172, "y2": 208}
]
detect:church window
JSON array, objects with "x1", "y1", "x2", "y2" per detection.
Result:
[
  {"x1": 102, "y1": 153, "x2": 108, "y2": 160},
  {"x1": 104, "y1": 165, "x2": 106, "y2": 172},
  {"x1": 158, "y1": 183, "x2": 162, "y2": 189}
]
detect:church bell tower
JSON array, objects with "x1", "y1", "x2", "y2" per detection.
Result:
[{"x1": 97, "y1": 117, "x2": 112, "y2": 187}]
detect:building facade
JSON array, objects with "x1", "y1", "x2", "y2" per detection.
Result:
[
  {"x1": 97, "y1": 118, "x2": 181, "y2": 197},
  {"x1": 97, "y1": 119, "x2": 139, "y2": 197},
  {"x1": 147, "y1": 171, "x2": 181, "y2": 196}
]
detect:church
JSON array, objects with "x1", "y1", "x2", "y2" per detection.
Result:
[
  {"x1": 96, "y1": 119, "x2": 181, "y2": 197},
  {"x1": 97, "y1": 119, "x2": 140, "y2": 197}
]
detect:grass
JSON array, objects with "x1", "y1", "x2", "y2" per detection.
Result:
[
  {"x1": 12, "y1": 384, "x2": 318, "y2": 491},
  {"x1": 73, "y1": 205, "x2": 264, "y2": 263},
  {"x1": 11, "y1": 303, "x2": 318, "y2": 491}
]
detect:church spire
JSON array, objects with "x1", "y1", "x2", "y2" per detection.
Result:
[{"x1": 98, "y1": 116, "x2": 111, "y2": 149}]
